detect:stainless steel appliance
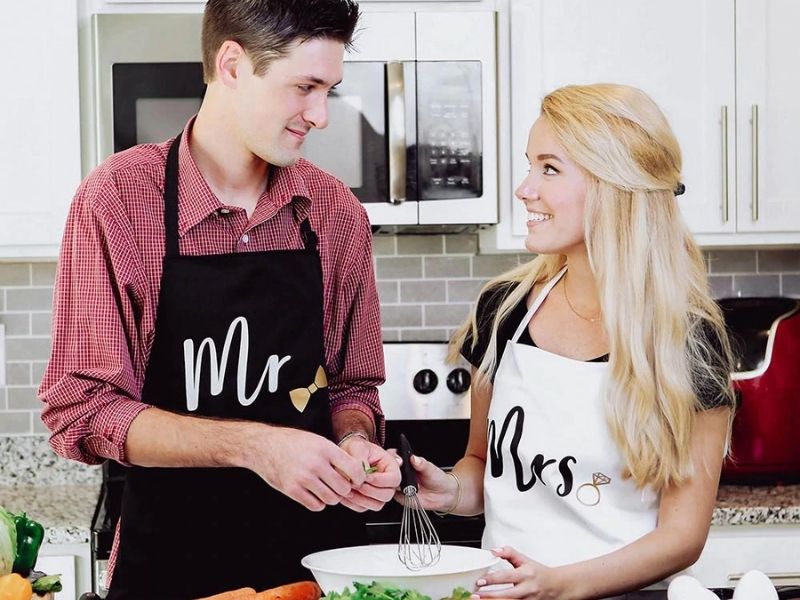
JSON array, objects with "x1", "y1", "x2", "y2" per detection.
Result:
[{"x1": 88, "y1": 10, "x2": 498, "y2": 229}]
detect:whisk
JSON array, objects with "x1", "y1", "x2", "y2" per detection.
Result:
[{"x1": 397, "y1": 433, "x2": 442, "y2": 570}]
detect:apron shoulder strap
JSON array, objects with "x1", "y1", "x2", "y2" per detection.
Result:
[
  {"x1": 510, "y1": 266, "x2": 568, "y2": 342},
  {"x1": 163, "y1": 134, "x2": 182, "y2": 258}
]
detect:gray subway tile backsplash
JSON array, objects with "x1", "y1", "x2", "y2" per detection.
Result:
[
  {"x1": 7, "y1": 387, "x2": 42, "y2": 410},
  {"x1": 0, "y1": 264, "x2": 30, "y2": 286},
  {"x1": 2, "y1": 238, "x2": 800, "y2": 435},
  {"x1": 376, "y1": 280, "x2": 399, "y2": 304},
  {"x1": 783, "y1": 274, "x2": 800, "y2": 297},
  {"x1": 5, "y1": 363, "x2": 31, "y2": 387},
  {"x1": 371, "y1": 235, "x2": 396, "y2": 256},
  {"x1": 400, "y1": 280, "x2": 446, "y2": 303},
  {"x1": 0, "y1": 411, "x2": 32, "y2": 435},
  {"x1": 708, "y1": 275, "x2": 734, "y2": 299},
  {"x1": 0, "y1": 313, "x2": 30, "y2": 336},
  {"x1": 708, "y1": 250, "x2": 757, "y2": 274},
  {"x1": 31, "y1": 263, "x2": 56, "y2": 286},
  {"x1": 732, "y1": 274, "x2": 781, "y2": 297},
  {"x1": 758, "y1": 250, "x2": 800, "y2": 273},
  {"x1": 380, "y1": 304, "x2": 423, "y2": 328},
  {"x1": 6, "y1": 288, "x2": 54, "y2": 312},
  {"x1": 375, "y1": 256, "x2": 423, "y2": 279},
  {"x1": 397, "y1": 235, "x2": 443, "y2": 255},
  {"x1": 424, "y1": 256, "x2": 470, "y2": 278}
]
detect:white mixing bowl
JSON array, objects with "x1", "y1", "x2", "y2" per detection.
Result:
[{"x1": 301, "y1": 544, "x2": 500, "y2": 600}]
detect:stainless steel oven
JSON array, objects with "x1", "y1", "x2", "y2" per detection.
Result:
[{"x1": 87, "y1": 10, "x2": 498, "y2": 229}]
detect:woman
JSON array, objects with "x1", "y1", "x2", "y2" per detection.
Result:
[{"x1": 404, "y1": 83, "x2": 735, "y2": 599}]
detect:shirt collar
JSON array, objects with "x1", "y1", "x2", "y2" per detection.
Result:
[{"x1": 174, "y1": 116, "x2": 313, "y2": 237}]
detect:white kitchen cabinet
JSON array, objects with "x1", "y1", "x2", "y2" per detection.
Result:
[
  {"x1": 734, "y1": 0, "x2": 800, "y2": 235},
  {"x1": 692, "y1": 524, "x2": 800, "y2": 587},
  {"x1": 483, "y1": 0, "x2": 800, "y2": 252},
  {"x1": 37, "y1": 542, "x2": 92, "y2": 600},
  {"x1": 0, "y1": 1, "x2": 82, "y2": 259}
]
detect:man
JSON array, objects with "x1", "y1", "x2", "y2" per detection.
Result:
[{"x1": 38, "y1": 1, "x2": 400, "y2": 597}]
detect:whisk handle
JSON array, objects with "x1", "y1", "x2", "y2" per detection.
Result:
[{"x1": 399, "y1": 433, "x2": 418, "y2": 492}]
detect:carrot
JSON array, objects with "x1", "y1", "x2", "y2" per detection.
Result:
[
  {"x1": 255, "y1": 581, "x2": 322, "y2": 600},
  {"x1": 196, "y1": 587, "x2": 257, "y2": 600}
]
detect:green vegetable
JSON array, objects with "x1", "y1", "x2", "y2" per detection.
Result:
[
  {"x1": 324, "y1": 582, "x2": 472, "y2": 600},
  {"x1": 0, "y1": 506, "x2": 17, "y2": 576},
  {"x1": 31, "y1": 573, "x2": 63, "y2": 595},
  {"x1": 12, "y1": 512, "x2": 44, "y2": 576}
]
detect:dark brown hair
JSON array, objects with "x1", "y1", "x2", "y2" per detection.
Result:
[{"x1": 201, "y1": 0, "x2": 360, "y2": 82}]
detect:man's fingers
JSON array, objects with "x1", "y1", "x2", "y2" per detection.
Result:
[
  {"x1": 345, "y1": 489, "x2": 384, "y2": 512},
  {"x1": 330, "y1": 449, "x2": 367, "y2": 487}
]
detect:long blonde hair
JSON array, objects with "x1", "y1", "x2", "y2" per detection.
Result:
[{"x1": 450, "y1": 83, "x2": 734, "y2": 490}]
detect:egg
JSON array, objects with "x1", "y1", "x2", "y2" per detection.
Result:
[
  {"x1": 667, "y1": 575, "x2": 720, "y2": 600},
  {"x1": 732, "y1": 570, "x2": 778, "y2": 600}
]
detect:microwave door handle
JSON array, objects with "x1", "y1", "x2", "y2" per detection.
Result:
[{"x1": 386, "y1": 61, "x2": 406, "y2": 204}]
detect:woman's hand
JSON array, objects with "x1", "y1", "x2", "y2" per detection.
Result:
[
  {"x1": 475, "y1": 547, "x2": 568, "y2": 600},
  {"x1": 393, "y1": 454, "x2": 460, "y2": 513}
]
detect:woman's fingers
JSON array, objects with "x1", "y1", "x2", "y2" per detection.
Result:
[{"x1": 491, "y1": 546, "x2": 530, "y2": 568}]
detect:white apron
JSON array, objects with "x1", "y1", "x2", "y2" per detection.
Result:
[{"x1": 482, "y1": 268, "x2": 666, "y2": 583}]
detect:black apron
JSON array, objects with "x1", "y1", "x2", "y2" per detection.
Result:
[{"x1": 108, "y1": 135, "x2": 366, "y2": 600}]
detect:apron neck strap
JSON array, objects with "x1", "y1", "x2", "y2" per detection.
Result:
[
  {"x1": 510, "y1": 266, "x2": 568, "y2": 342},
  {"x1": 163, "y1": 133, "x2": 182, "y2": 258}
]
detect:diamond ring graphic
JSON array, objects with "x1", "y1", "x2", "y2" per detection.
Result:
[{"x1": 576, "y1": 472, "x2": 612, "y2": 506}]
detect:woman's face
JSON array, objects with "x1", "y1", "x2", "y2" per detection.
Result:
[{"x1": 515, "y1": 117, "x2": 589, "y2": 255}]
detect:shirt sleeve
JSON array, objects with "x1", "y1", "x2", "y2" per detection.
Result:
[
  {"x1": 692, "y1": 319, "x2": 736, "y2": 411},
  {"x1": 38, "y1": 171, "x2": 151, "y2": 465},
  {"x1": 461, "y1": 283, "x2": 515, "y2": 371},
  {"x1": 324, "y1": 200, "x2": 386, "y2": 444}
]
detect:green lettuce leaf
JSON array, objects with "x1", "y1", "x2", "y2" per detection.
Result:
[{"x1": 0, "y1": 505, "x2": 18, "y2": 576}]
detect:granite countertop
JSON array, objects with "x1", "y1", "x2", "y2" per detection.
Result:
[
  {"x1": 1, "y1": 484, "x2": 100, "y2": 545},
  {"x1": 713, "y1": 484, "x2": 800, "y2": 526}
]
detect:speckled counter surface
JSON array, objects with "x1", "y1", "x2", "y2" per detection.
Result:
[
  {"x1": 713, "y1": 484, "x2": 800, "y2": 526},
  {"x1": 0, "y1": 484, "x2": 99, "y2": 545}
]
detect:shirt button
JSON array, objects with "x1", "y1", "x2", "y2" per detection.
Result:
[
  {"x1": 241, "y1": 234, "x2": 250, "y2": 244},
  {"x1": 219, "y1": 208, "x2": 231, "y2": 215}
]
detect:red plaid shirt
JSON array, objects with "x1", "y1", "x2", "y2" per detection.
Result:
[{"x1": 39, "y1": 117, "x2": 385, "y2": 464}]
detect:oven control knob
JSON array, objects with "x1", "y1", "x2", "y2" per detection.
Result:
[
  {"x1": 446, "y1": 368, "x2": 471, "y2": 394},
  {"x1": 413, "y1": 369, "x2": 438, "y2": 394}
]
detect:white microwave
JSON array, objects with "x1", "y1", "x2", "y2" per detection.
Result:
[{"x1": 89, "y1": 10, "x2": 498, "y2": 229}]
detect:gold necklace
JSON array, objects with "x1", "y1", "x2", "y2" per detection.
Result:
[{"x1": 562, "y1": 278, "x2": 602, "y2": 323}]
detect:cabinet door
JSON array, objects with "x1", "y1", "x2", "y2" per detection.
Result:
[
  {"x1": 735, "y1": 0, "x2": 800, "y2": 232},
  {"x1": 35, "y1": 554, "x2": 77, "y2": 599},
  {"x1": 0, "y1": 1, "x2": 81, "y2": 258},
  {"x1": 508, "y1": 0, "x2": 736, "y2": 240}
]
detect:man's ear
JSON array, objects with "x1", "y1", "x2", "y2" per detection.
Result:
[{"x1": 215, "y1": 40, "x2": 248, "y2": 88}]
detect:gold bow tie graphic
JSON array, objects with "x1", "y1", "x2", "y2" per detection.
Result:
[{"x1": 289, "y1": 366, "x2": 328, "y2": 413}]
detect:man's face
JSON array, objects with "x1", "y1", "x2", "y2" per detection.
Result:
[{"x1": 232, "y1": 38, "x2": 344, "y2": 167}]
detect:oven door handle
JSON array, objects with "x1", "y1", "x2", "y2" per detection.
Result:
[{"x1": 386, "y1": 61, "x2": 407, "y2": 205}]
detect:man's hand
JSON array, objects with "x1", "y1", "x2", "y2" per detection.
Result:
[
  {"x1": 247, "y1": 425, "x2": 367, "y2": 511},
  {"x1": 338, "y1": 435, "x2": 402, "y2": 512}
]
